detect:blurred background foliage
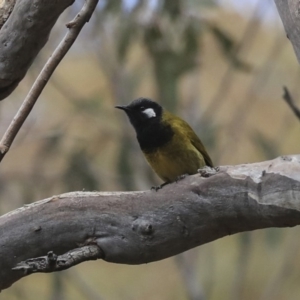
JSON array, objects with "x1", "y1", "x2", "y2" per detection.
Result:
[{"x1": 1, "y1": 0, "x2": 300, "y2": 299}]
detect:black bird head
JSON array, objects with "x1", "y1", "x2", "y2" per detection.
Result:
[{"x1": 115, "y1": 98, "x2": 163, "y2": 131}]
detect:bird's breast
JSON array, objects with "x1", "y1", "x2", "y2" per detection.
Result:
[{"x1": 143, "y1": 138, "x2": 206, "y2": 182}]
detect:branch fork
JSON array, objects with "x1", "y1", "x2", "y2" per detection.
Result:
[{"x1": 1, "y1": 155, "x2": 300, "y2": 290}]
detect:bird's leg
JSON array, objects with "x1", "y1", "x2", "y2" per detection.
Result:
[
  {"x1": 198, "y1": 166, "x2": 219, "y2": 177},
  {"x1": 176, "y1": 174, "x2": 189, "y2": 182},
  {"x1": 151, "y1": 181, "x2": 170, "y2": 191},
  {"x1": 152, "y1": 174, "x2": 189, "y2": 191},
  {"x1": 151, "y1": 174, "x2": 190, "y2": 191}
]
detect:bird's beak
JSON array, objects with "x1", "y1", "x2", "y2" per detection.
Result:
[{"x1": 115, "y1": 105, "x2": 130, "y2": 111}]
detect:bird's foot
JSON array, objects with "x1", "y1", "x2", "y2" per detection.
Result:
[
  {"x1": 198, "y1": 166, "x2": 219, "y2": 178},
  {"x1": 151, "y1": 181, "x2": 169, "y2": 192},
  {"x1": 176, "y1": 174, "x2": 188, "y2": 182}
]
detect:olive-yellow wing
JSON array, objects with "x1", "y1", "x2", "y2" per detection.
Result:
[{"x1": 166, "y1": 112, "x2": 214, "y2": 168}]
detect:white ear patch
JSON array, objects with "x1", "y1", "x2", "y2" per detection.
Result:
[{"x1": 142, "y1": 108, "x2": 156, "y2": 118}]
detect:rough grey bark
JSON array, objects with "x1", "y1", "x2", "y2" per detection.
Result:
[
  {"x1": 0, "y1": 0, "x2": 299, "y2": 293},
  {"x1": 0, "y1": 0, "x2": 74, "y2": 100},
  {"x1": 0, "y1": 155, "x2": 300, "y2": 291},
  {"x1": 274, "y1": 0, "x2": 300, "y2": 63},
  {"x1": 0, "y1": 0, "x2": 16, "y2": 29},
  {"x1": 0, "y1": 0, "x2": 99, "y2": 163}
]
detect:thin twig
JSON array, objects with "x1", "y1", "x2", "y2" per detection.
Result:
[
  {"x1": 282, "y1": 86, "x2": 300, "y2": 121},
  {"x1": 0, "y1": 0, "x2": 99, "y2": 163},
  {"x1": 12, "y1": 245, "x2": 103, "y2": 274}
]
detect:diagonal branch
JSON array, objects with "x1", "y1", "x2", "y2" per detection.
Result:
[
  {"x1": 0, "y1": 0, "x2": 75, "y2": 100},
  {"x1": 1, "y1": 155, "x2": 300, "y2": 291},
  {"x1": 0, "y1": 0, "x2": 99, "y2": 163},
  {"x1": 282, "y1": 86, "x2": 300, "y2": 121}
]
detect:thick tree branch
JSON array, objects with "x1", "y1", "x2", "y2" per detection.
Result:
[
  {"x1": 0, "y1": 0, "x2": 99, "y2": 163},
  {"x1": 1, "y1": 155, "x2": 300, "y2": 291},
  {"x1": 274, "y1": 0, "x2": 300, "y2": 63},
  {"x1": 0, "y1": 0, "x2": 76, "y2": 100}
]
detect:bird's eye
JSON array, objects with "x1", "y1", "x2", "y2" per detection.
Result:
[{"x1": 140, "y1": 106, "x2": 145, "y2": 111}]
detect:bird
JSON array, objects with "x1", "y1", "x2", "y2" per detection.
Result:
[{"x1": 115, "y1": 98, "x2": 213, "y2": 189}]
